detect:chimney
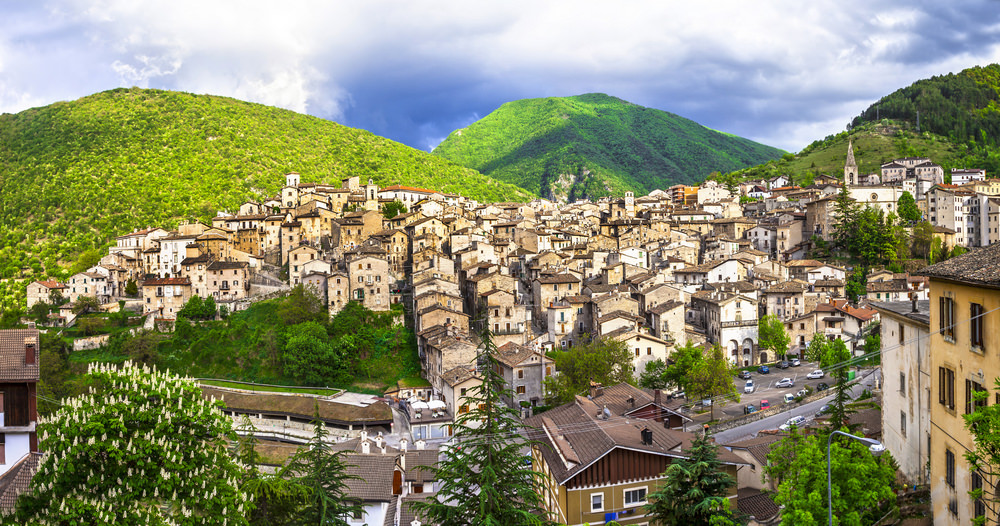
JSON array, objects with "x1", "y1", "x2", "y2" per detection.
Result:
[
  {"x1": 416, "y1": 439, "x2": 426, "y2": 450},
  {"x1": 589, "y1": 382, "x2": 604, "y2": 399},
  {"x1": 654, "y1": 389, "x2": 662, "y2": 406},
  {"x1": 640, "y1": 427, "x2": 653, "y2": 445},
  {"x1": 24, "y1": 337, "x2": 37, "y2": 365},
  {"x1": 360, "y1": 430, "x2": 368, "y2": 442},
  {"x1": 375, "y1": 432, "x2": 384, "y2": 449},
  {"x1": 627, "y1": 396, "x2": 635, "y2": 408},
  {"x1": 910, "y1": 291, "x2": 918, "y2": 313},
  {"x1": 361, "y1": 439, "x2": 370, "y2": 455},
  {"x1": 400, "y1": 437, "x2": 409, "y2": 452}
]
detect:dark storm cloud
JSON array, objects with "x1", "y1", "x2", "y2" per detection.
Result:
[{"x1": 3, "y1": 1, "x2": 1000, "y2": 153}]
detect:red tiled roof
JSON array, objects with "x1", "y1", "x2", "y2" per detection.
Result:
[{"x1": 33, "y1": 280, "x2": 65, "y2": 289}]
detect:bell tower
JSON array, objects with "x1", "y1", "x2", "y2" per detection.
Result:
[{"x1": 844, "y1": 138, "x2": 858, "y2": 188}]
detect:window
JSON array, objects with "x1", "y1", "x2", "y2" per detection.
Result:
[
  {"x1": 940, "y1": 296, "x2": 955, "y2": 341},
  {"x1": 459, "y1": 404, "x2": 469, "y2": 414},
  {"x1": 971, "y1": 302, "x2": 985, "y2": 349},
  {"x1": 899, "y1": 323, "x2": 904, "y2": 345},
  {"x1": 545, "y1": 366, "x2": 551, "y2": 376},
  {"x1": 352, "y1": 509, "x2": 364, "y2": 520},
  {"x1": 517, "y1": 369, "x2": 524, "y2": 379},
  {"x1": 590, "y1": 493, "x2": 604, "y2": 512},
  {"x1": 966, "y1": 379, "x2": 987, "y2": 415},
  {"x1": 900, "y1": 411, "x2": 906, "y2": 438},
  {"x1": 900, "y1": 372, "x2": 906, "y2": 397},
  {"x1": 939, "y1": 367, "x2": 955, "y2": 410},
  {"x1": 946, "y1": 449, "x2": 956, "y2": 488},
  {"x1": 624, "y1": 487, "x2": 647, "y2": 506},
  {"x1": 973, "y1": 471, "x2": 986, "y2": 519},
  {"x1": 647, "y1": 347, "x2": 652, "y2": 355},
  {"x1": 635, "y1": 349, "x2": 640, "y2": 357},
  {"x1": 516, "y1": 386, "x2": 526, "y2": 395}
]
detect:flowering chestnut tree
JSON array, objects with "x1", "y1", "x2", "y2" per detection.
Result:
[{"x1": 10, "y1": 361, "x2": 248, "y2": 525}]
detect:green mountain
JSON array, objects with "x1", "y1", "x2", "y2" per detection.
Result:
[
  {"x1": 432, "y1": 93, "x2": 786, "y2": 200},
  {"x1": 0, "y1": 88, "x2": 531, "y2": 309},
  {"x1": 720, "y1": 63, "x2": 1000, "y2": 185}
]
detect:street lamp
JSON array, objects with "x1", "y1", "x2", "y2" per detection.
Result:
[{"x1": 827, "y1": 430, "x2": 885, "y2": 526}]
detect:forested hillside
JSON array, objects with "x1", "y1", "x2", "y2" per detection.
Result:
[
  {"x1": 433, "y1": 93, "x2": 785, "y2": 200},
  {"x1": 0, "y1": 88, "x2": 531, "y2": 309},
  {"x1": 720, "y1": 64, "x2": 1000, "y2": 186}
]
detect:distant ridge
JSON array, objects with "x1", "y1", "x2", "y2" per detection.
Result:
[{"x1": 433, "y1": 93, "x2": 785, "y2": 201}]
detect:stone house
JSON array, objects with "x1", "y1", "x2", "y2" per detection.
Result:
[
  {"x1": 327, "y1": 270, "x2": 350, "y2": 318},
  {"x1": 346, "y1": 246, "x2": 391, "y2": 312},
  {"x1": 26, "y1": 281, "x2": 66, "y2": 308},
  {"x1": 141, "y1": 277, "x2": 192, "y2": 318},
  {"x1": 67, "y1": 272, "x2": 110, "y2": 304},
  {"x1": 532, "y1": 273, "x2": 583, "y2": 327},
  {"x1": 206, "y1": 261, "x2": 250, "y2": 302},
  {"x1": 495, "y1": 342, "x2": 553, "y2": 412}
]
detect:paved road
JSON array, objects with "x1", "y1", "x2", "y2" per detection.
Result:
[{"x1": 713, "y1": 368, "x2": 879, "y2": 444}]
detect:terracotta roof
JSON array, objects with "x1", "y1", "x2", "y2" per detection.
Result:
[
  {"x1": 342, "y1": 453, "x2": 397, "y2": 502},
  {"x1": 525, "y1": 395, "x2": 747, "y2": 485},
  {"x1": 737, "y1": 487, "x2": 780, "y2": 522},
  {"x1": 200, "y1": 386, "x2": 392, "y2": 426},
  {"x1": 32, "y1": 280, "x2": 65, "y2": 289},
  {"x1": 0, "y1": 329, "x2": 40, "y2": 382},
  {"x1": 0, "y1": 452, "x2": 42, "y2": 512},
  {"x1": 536, "y1": 274, "x2": 580, "y2": 284},
  {"x1": 495, "y1": 342, "x2": 538, "y2": 368},
  {"x1": 917, "y1": 243, "x2": 1000, "y2": 288},
  {"x1": 142, "y1": 277, "x2": 192, "y2": 286}
]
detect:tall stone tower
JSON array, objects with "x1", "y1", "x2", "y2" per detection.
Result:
[{"x1": 844, "y1": 138, "x2": 858, "y2": 188}]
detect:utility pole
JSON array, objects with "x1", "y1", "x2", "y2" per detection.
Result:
[{"x1": 916, "y1": 110, "x2": 920, "y2": 133}]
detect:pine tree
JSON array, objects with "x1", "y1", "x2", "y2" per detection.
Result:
[
  {"x1": 412, "y1": 330, "x2": 553, "y2": 525},
  {"x1": 281, "y1": 413, "x2": 362, "y2": 526},
  {"x1": 236, "y1": 417, "x2": 308, "y2": 526},
  {"x1": 645, "y1": 432, "x2": 737, "y2": 526}
]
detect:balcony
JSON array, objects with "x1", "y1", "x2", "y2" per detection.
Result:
[
  {"x1": 494, "y1": 328, "x2": 525, "y2": 335},
  {"x1": 720, "y1": 319, "x2": 757, "y2": 328}
]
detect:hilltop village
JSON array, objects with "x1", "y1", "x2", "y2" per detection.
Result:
[{"x1": 9, "y1": 142, "x2": 1000, "y2": 524}]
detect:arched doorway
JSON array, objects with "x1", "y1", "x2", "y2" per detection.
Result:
[{"x1": 759, "y1": 351, "x2": 768, "y2": 364}]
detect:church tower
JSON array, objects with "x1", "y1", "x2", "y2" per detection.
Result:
[{"x1": 844, "y1": 138, "x2": 858, "y2": 188}]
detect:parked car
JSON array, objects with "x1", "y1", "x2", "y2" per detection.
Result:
[
  {"x1": 780, "y1": 415, "x2": 807, "y2": 430},
  {"x1": 760, "y1": 399, "x2": 770, "y2": 410},
  {"x1": 738, "y1": 370, "x2": 752, "y2": 380},
  {"x1": 816, "y1": 404, "x2": 831, "y2": 416},
  {"x1": 758, "y1": 365, "x2": 770, "y2": 374},
  {"x1": 701, "y1": 398, "x2": 713, "y2": 406},
  {"x1": 744, "y1": 404, "x2": 758, "y2": 415},
  {"x1": 806, "y1": 369, "x2": 825, "y2": 379},
  {"x1": 796, "y1": 388, "x2": 809, "y2": 398},
  {"x1": 776, "y1": 377, "x2": 794, "y2": 388},
  {"x1": 779, "y1": 360, "x2": 790, "y2": 369},
  {"x1": 790, "y1": 358, "x2": 801, "y2": 367},
  {"x1": 816, "y1": 382, "x2": 830, "y2": 391},
  {"x1": 783, "y1": 393, "x2": 796, "y2": 404},
  {"x1": 744, "y1": 380, "x2": 755, "y2": 393}
]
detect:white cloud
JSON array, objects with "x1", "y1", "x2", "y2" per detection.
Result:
[{"x1": 1, "y1": 0, "x2": 999, "y2": 151}]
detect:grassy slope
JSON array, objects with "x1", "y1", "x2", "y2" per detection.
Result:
[
  {"x1": 0, "y1": 88, "x2": 532, "y2": 309},
  {"x1": 433, "y1": 93, "x2": 785, "y2": 198}
]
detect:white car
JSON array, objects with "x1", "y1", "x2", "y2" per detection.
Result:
[
  {"x1": 744, "y1": 380, "x2": 754, "y2": 393},
  {"x1": 776, "y1": 377, "x2": 794, "y2": 388},
  {"x1": 779, "y1": 415, "x2": 807, "y2": 431},
  {"x1": 806, "y1": 369, "x2": 825, "y2": 379}
]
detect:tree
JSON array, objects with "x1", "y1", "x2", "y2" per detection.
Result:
[
  {"x1": 124, "y1": 279, "x2": 139, "y2": 297},
  {"x1": 845, "y1": 267, "x2": 867, "y2": 304},
  {"x1": 639, "y1": 359, "x2": 670, "y2": 390},
  {"x1": 639, "y1": 342, "x2": 705, "y2": 395},
  {"x1": 897, "y1": 191, "x2": 922, "y2": 222},
  {"x1": 381, "y1": 199, "x2": 407, "y2": 219},
  {"x1": 963, "y1": 377, "x2": 1000, "y2": 525},
  {"x1": 281, "y1": 414, "x2": 362, "y2": 526},
  {"x1": 278, "y1": 285, "x2": 326, "y2": 326},
  {"x1": 911, "y1": 221, "x2": 934, "y2": 260},
  {"x1": 688, "y1": 345, "x2": 740, "y2": 421},
  {"x1": 765, "y1": 427, "x2": 897, "y2": 525},
  {"x1": 758, "y1": 315, "x2": 791, "y2": 360},
  {"x1": 645, "y1": 432, "x2": 737, "y2": 526},
  {"x1": 544, "y1": 337, "x2": 634, "y2": 405},
  {"x1": 412, "y1": 330, "x2": 552, "y2": 525},
  {"x1": 72, "y1": 295, "x2": 101, "y2": 315},
  {"x1": 77, "y1": 316, "x2": 105, "y2": 336},
  {"x1": 804, "y1": 333, "x2": 830, "y2": 363},
  {"x1": 283, "y1": 321, "x2": 348, "y2": 386},
  {"x1": 122, "y1": 330, "x2": 163, "y2": 365},
  {"x1": 29, "y1": 301, "x2": 51, "y2": 325},
  {"x1": 236, "y1": 417, "x2": 309, "y2": 526},
  {"x1": 822, "y1": 338, "x2": 854, "y2": 429},
  {"x1": 12, "y1": 361, "x2": 248, "y2": 524}
]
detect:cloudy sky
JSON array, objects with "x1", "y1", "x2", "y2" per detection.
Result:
[{"x1": 2, "y1": 1, "x2": 999, "y2": 153}]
